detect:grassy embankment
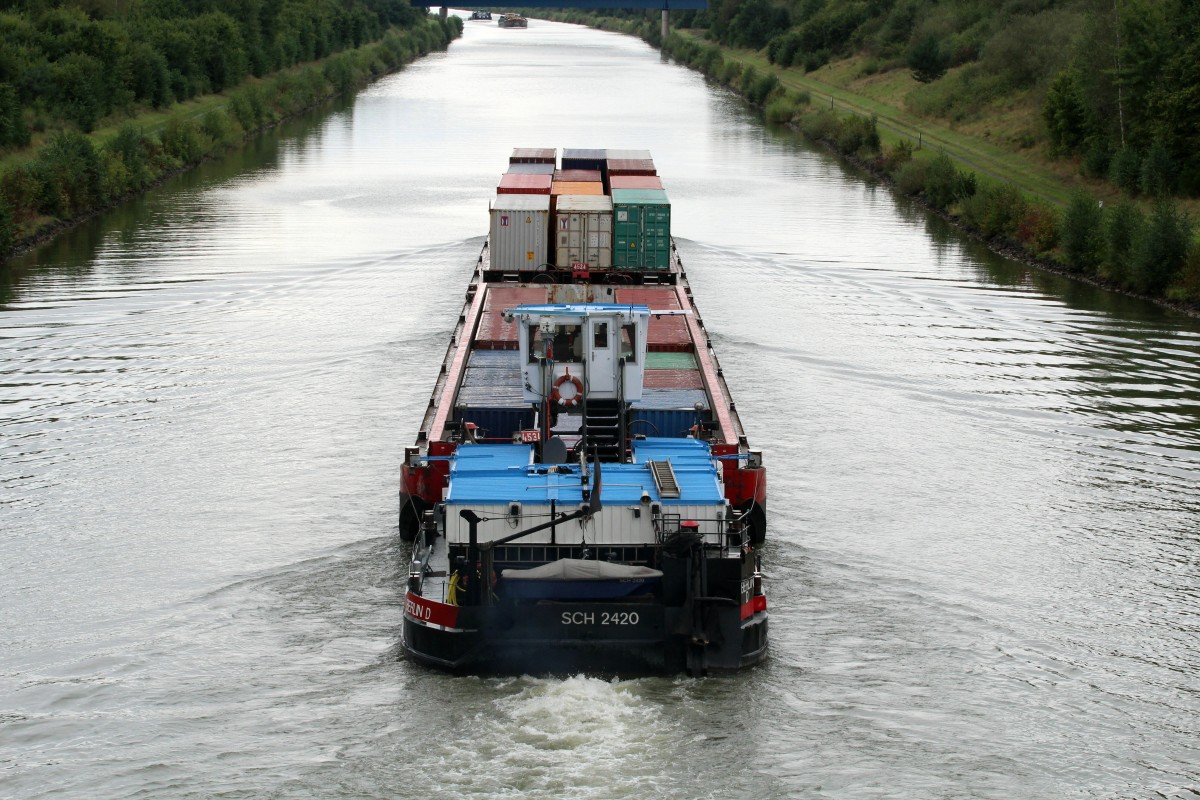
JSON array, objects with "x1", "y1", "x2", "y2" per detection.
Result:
[
  {"x1": 540, "y1": 12, "x2": 1200, "y2": 311},
  {"x1": 0, "y1": 16, "x2": 462, "y2": 264}
]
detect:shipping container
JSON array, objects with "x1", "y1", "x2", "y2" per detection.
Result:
[
  {"x1": 611, "y1": 188, "x2": 671, "y2": 270},
  {"x1": 610, "y1": 175, "x2": 664, "y2": 191},
  {"x1": 645, "y1": 351, "x2": 698, "y2": 369},
  {"x1": 489, "y1": 194, "x2": 550, "y2": 271},
  {"x1": 550, "y1": 181, "x2": 603, "y2": 196},
  {"x1": 554, "y1": 195, "x2": 613, "y2": 270},
  {"x1": 454, "y1": 407, "x2": 536, "y2": 441},
  {"x1": 498, "y1": 173, "x2": 552, "y2": 195},
  {"x1": 507, "y1": 163, "x2": 556, "y2": 175},
  {"x1": 607, "y1": 158, "x2": 657, "y2": 177},
  {"x1": 643, "y1": 368, "x2": 705, "y2": 390},
  {"x1": 509, "y1": 148, "x2": 556, "y2": 164},
  {"x1": 553, "y1": 169, "x2": 602, "y2": 183},
  {"x1": 561, "y1": 148, "x2": 607, "y2": 171}
]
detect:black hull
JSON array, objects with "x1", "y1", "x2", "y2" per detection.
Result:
[{"x1": 402, "y1": 599, "x2": 768, "y2": 676}]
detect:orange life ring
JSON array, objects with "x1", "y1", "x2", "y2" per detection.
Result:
[{"x1": 551, "y1": 372, "x2": 584, "y2": 407}]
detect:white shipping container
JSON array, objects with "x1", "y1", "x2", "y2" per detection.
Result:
[
  {"x1": 554, "y1": 195, "x2": 613, "y2": 269},
  {"x1": 489, "y1": 194, "x2": 551, "y2": 270},
  {"x1": 605, "y1": 149, "x2": 653, "y2": 161}
]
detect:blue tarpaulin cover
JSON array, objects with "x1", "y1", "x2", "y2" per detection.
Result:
[{"x1": 444, "y1": 437, "x2": 722, "y2": 506}]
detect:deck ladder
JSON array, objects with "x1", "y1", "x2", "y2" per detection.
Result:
[{"x1": 648, "y1": 460, "x2": 680, "y2": 498}]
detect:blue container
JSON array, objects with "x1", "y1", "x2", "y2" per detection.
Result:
[
  {"x1": 562, "y1": 148, "x2": 607, "y2": 172},
  {"x1": 633, "y1": 387, "x2": 709, "y2": 410},
  {"x1": 454, "y1": 407, "x2": 536, "y2": 441},
  {"x1": 629, "y1": 409, "x2": 705, "y2": 439}
]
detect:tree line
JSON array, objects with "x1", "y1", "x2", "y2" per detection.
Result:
[
  {"x1": 653, "y1": 29, "x2": 1198, "y2": 306},
  {"x1": 653, "y1": 0, "x2": 1198, "y2": 202},
  {"x1": 0, "y1": 1, "x2": 461, "y2": 260},
  {"x1": 0, "y1": 0, "x2": 430, "y2": 141}
]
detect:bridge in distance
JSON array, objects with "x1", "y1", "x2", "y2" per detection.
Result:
[{"x1": 412, "y1": 0, "x2": 708, "y2": 39}]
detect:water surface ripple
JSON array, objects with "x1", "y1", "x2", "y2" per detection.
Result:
[{"x1": 2, "y1": 16, "x2": 1199, "y2": 800}]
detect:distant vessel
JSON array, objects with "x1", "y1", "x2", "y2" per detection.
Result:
[
  {"x1": 497, "y1": 12, "x2": 528, "y2": 27},
  {"x1": 468, "y1": 10, "x2": 492, "y2": 20},
  {"x1": 399, "y1": 148, "x2": 768, "y2": 676}
]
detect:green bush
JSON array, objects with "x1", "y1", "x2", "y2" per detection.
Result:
[
  {"x1": 1131, "y1": 201, "x2": 1192, "y2": 295},
  {"x1": 745, "y1": 71, "x2": 780, "y2": 107},
  {"x1": 0, "y1": 83, "x2": 31, "y2": 149},
  {"x1": 881, "y1": 139, "x2": 914, "y2": 172},
  {"x1": 0, "y1": 164, "x2": 41, "y2": 224},
  {"x1": 1043, "y1": 68, "x2": 1090, "y2": 154},
  {"x1": 1109, "y1": 147, "x2": 1142, "y2": 195},
  {"x1": 1080, "y1": 137, "x2": 1111, "y2": 179},
  {"x1": 1060, "y1": 190, "x2": 1104, "y2": 273},
  {"x1": 1018, "y1": 202, "x2": 1061, "y2": 254},
  {"x1": 907, "y1": 34, "x2": 947, "y2": 83},
  {"x1": 105, "y1": 123, "x2": 155, "y2": 194},
  {"x1": 834, "y1": 114, "x2": 880, "y2": 157},
  {"x1": 0, "y1": 199, "x2": 13, "y2": 257},
  {"x1": 921, "y1": 152, "x2": 960, "y2": 209},
  {"x1": 200, "y1": 110, "x2": 240, "y2": 150},
  {"x1": 894, "y1": 158, "x2": 928, "y2": 195},
  {"x1": 1103, "y1": 200, "x2": 1145, "y2": 287},
  {"x1": 160, "y1": 117, "x2": 205, "y2": 166},
  {"x1": 764, "y1": 95, "x2": 801, "y2": 124},
  {"x1": 34, "y1": 131, "x2": 107, "y2": 218},
  {"x1": 799, "y1": 108, "x2": 840, "y2": 141},
  {"x1": 1139, "y1": 141, "x2": 1175, "y2": 198},
  {"x1": 962, "y1": 182, "x2": 1027, "y2": 240}
]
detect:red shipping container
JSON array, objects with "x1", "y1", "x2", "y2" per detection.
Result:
[
  {"x1": 498, "y1": 174, "x2": 552, "y2": 194},
  {"x1": 615, "y1": 288, "x2": 691, "y2": 352},
  {"x1": 607, "y1": 158, "x2": 657, "y2": 176},
  {"x1": 554, "y1": 169, "x2": 602, "y2": 183},
  {"x1": 610, "y1": 175, "x2": 664, "y2": 190},
  {"x1": 643, "y1": 369, "x2": 705, "y2": 390},
  {"x1": 510, "y1": 148, "x2": 556, "y2": 164},
  {"x1": 476, "y1": 287, "x2": 551, "y2": 349}
]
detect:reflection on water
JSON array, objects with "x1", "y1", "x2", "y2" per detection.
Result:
[{"x1": 2, "y1": 14, "x2": 1199, "y2": 800}]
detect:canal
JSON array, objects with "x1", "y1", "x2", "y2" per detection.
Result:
[{"x1": 2, "y1": 15, "x2": 1199, "y2": 799}]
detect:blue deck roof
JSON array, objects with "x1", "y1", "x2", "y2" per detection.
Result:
[
  {"x1": 444, "y1": 437, "x2": 723, "y2": 506},
  {"x1": 504, "y1": 303, "x2": 651, "y2": 317}
]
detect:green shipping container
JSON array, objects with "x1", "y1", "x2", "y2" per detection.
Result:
[{"x1": 611, "y1": 189, "x2": 671, "y2": 270}]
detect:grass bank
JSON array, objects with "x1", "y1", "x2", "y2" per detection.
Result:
[
  {"x1": 540, "y1": 12, "x2": 1200, "y2": 312},
  {"x1": 0, "y1": 16, "x2": 461, "y2": 265}
]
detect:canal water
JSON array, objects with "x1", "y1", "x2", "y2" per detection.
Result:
[{"x1": 3, "y1": 16, "x2": 1199, "y2": 800}]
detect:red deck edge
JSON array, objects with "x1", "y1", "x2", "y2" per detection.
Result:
[
  {"x1": 674, "y1": 281, "x2": 737, "y2": 447},
  {"x1": 427, "y1": 277, "x2": 488, "y2": 443}
]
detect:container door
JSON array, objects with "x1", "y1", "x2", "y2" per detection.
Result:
[{"x1": 587, "y1": 318, "x2": 615, "y2": 394}]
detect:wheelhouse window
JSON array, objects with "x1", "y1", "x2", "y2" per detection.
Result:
[{"x1": 620, "y1": 324, "x2": 636, "y2": 362}]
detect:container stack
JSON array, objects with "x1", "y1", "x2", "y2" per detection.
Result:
[{"x1": 489, "y1": 147, "x2": 670, "y2": 272}]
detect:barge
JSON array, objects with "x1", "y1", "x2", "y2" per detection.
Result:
[
  {"x1": 399, "y1": 149, "x2": 768, "y2": 676},
  {"x1": 496, "y1": 12, "x2": 527, "y2": 27}
]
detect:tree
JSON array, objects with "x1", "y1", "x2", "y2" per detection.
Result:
[
  {"x1": 0, "y1": 83, "x2": 30, "y2": 149},
  {"x1": 1061, "y1": 190, "x2": 1104, "y2": 273},
  {"x1": 907, "y1": 33, "x2": 948, "y2": 83},
  {"x1": 1043, "y1": 68, "x2": 1091, "y2": 154}
]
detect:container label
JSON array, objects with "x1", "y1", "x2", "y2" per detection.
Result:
[
  {"x1": 617, "y1": 211, "x2": 628, "y2": 222},
  {"x1": 526, "y1": 251, "x2": 534, "y2": 261},
  {"x1": 500, "y1": 215, "x2": 509, "y2": 227},
  {"x1": 519, "y1": 429, "x2": 541, "y2": 443}
]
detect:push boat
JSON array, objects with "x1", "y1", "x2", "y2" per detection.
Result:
[
  {"x1": 468, "y1": 10, "x2": 492, "y2": 20},
  {"x1": 399, "y1": 149, "x2": 768, "y2": 676}
]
